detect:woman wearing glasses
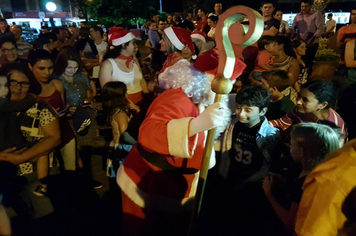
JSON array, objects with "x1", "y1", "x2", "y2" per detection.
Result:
[
  {"x1": 0, "y1": 63, "x2": 60, "y2": 196},
  {"x1": 0, "y1": 37, "x2": 27, "y2": 67}
]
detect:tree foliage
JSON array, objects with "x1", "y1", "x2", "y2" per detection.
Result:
[{"x1": 86, "y1": 0, "x2": 159, "y2": 28}]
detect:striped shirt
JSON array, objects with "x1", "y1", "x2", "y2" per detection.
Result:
[{"x1": 269, "y1": 108, "x2": 347, "y2": 141}]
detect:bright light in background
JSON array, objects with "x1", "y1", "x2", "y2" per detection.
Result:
[{"x1": 46, "y1": 2, "x2": 57, "y2": 11}]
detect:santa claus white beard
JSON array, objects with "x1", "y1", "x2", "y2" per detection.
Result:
[{"x1": 158, "y1": 59, "x2": 231, "y2": 139}]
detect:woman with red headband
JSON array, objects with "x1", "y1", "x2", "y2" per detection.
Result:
[{"x1": 99, "y1": 27, "x2": 144, "y2": 104}]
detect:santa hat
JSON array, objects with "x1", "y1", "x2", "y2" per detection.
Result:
[
  {"x1": 193, "y1": 48, "x2": 247, "y2": 81},
  {"x1": 193, "y1": 48, "x2": 219, "y2": 75},
  {"x1": 108, "y1": 27, "x2": 135, "y2": 46},
  {"x1": 191, "y1": 31, "x2": 207, "y2": 43},
  {"x1": 164, "y1": 27, "x2": 194, "y2": 56}
]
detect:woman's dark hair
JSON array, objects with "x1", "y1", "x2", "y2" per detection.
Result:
[
  {"x1": 101, "y1": 81, "x2": 129, "y2": 125},
  {"x1": 291, "y1": 39, "x2": 303, "y2": 49},
  {"x1": 33, "y1": 38, "x2": 51, "y2": 50},
  {"x1": 38, "y1": 32, "x2": 57, "y2": 41},
  {"x1": 301, "y1": 80, "x2": 338, "y2": 109},
  {"x1": 261, "y1": 35, "x2": 294, "y2": 57},
  {"x1": 0, "y1": 37, "x2": 17, "y2": 49},
  {"x1": 1, "y1": 63, "x2": 34, "y2": 98},
  {"x1": 54, "y1": 46, "x2": 83, "y2": 76},
  {"x1": 208, "y1": 15, "x2": 219, "y2": 23},
  {"x1": 273, "y1": 9, "x2": 283, "y2": 15},
  {"x1": 79, "y1": 27, "x2": 90, "y2": 38},
  {"x1": 235, "y1": 84, "x2": 271, "y2": 111},
  {"x1": 103, "y1": 42, "x2": 130, "y2": 60},
  {"x1": 28, "y1": 49, "x2": 54, "y2": 66},
  {"x1": 27, "y1": 49, "x2": 54, "y2": 95},
  {"x1": 291, "y1": 39, "x2": 305, "y2": 57},
  {"x1": 167, "y1": 14, "x2": 173, "y2": 24}
]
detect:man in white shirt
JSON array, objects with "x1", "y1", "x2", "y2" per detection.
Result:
[
  {"x1": 90, "y1": 26, "x2": 108, "y2": 56},
  {"x1": 324, "y1": 13, "x2": 337, "y2": 37},
  {"x1": 86, "y1": 26, "x2": 107, "y2": 78},
  {"x1": 273, "y1": 10, "x2": 291, "y2": 35}
]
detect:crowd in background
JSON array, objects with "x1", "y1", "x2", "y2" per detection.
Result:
[{"x1": 0, "y1": 0, "x2": 356, "y2": 235}]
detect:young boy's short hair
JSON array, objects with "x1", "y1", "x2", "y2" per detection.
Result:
[
  {"x1": 235, "y1": 84, "x2": 271, "y2": 111},
  {"x1": 262, "y1": 70, "x2": 290, "y2": 92},
  {"x1": 257, "y1": 36, "x2": 273, "y2": 50}
]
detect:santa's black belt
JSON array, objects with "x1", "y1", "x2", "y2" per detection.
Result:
[{"x1": 136, "y1": 143, "x2": 199, "y2": 175}]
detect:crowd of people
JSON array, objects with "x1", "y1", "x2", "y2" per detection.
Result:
[{"x1": 0, "y1": 0, "x2": 356, "y2": 235}]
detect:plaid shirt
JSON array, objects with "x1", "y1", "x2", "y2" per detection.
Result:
[{"x1": 58, "y1": 73, "x2": 91, "y2": 107}]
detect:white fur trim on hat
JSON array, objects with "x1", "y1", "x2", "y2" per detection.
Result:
[
  {"x1": 164, "y1": 27, "x2": 185, "y2": 50},
  {"x1": 111, "y1": 32, "x2": 135, "y2": 46},
  {"x1": 191, "y1": 34, "x2": 206, "y2": 43}
]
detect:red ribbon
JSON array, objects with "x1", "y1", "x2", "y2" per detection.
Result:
[{"x1": 118, "y1": 54, "x2": 134, "y2": 68}]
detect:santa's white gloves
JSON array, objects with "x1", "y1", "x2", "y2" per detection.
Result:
[{"x1": 189, "y1": 102, "x2": 225, "y2": 137}]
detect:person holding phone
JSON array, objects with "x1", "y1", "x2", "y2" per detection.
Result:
[
  {"x1": 27, "y1": 49, "x2": 76, "y2": 173},
  {"x1": 53, "y1": 46, "x2": 101, "y2": 189}
]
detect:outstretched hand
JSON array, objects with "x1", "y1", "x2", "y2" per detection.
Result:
[{"x1": 189, "y1": 102, "x2": 224, "y2": 137}]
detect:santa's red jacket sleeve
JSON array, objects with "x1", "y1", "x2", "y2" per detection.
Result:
[{"x1": 117, "y1": 88, "x2": 212, "y2": 211}]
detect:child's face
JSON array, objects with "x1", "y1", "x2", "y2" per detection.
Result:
[
  {"x1": 149, "y1": 23, "x2": 157, "y2": 30},
  {"x1": 290, "y1": 138, "x2": 304, "y2": 163},
  {"x1": 0, "y1": 76, "x2": 8, "y2": 98},
  {"x1": 264, "y1": 42, "x2": 279, "y2": 54},
  {"x1": 235, "y1": 104, "x2": 264, "y2": 127}
]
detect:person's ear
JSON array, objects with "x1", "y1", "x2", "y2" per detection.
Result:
[
  {"x1": 279, "y1": 43, "x2": 284, "y2": 51},
  {"x1": 269, "y1": 86, "x2": 275, "y2": 91},
  {"x1": 28, "y1": 63, "x2": 33, "y2": 71},
  {"x1": 318, "y1": 101, "x2": 328, "y2": 110},
  {"x1": 260, "y1": 107, "x2": 268, "y2": 116}
]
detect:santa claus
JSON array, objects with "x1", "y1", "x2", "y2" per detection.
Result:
[{"x1": 116, "y1": 27, "x2": 230, "y2": 236}]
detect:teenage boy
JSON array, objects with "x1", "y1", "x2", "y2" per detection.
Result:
[
  {"x1": 262, "y1": 70, "x2": 295, "y2": 120},
  {"x1": 216, "y1": 85, "x2": 282, "y2": 235},
  {"x1": 218, "y1": 85, "x2": 280, "y2": 189}
]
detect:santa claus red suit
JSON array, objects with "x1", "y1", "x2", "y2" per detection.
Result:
[{"x1": 117, "y1": 56, "x2": 229, "y2": 235}]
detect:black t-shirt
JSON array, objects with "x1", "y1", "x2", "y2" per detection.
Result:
[
  {"x1": 227, "y1": 121, "x2": 264, "y2": 185},
  {"x1": 264, "y1": 18, "x2": 280, "y2": 31}
]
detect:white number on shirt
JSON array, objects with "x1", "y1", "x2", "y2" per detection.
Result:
[{"x1": 234, "y1": 147, "x2": 252, "y2": 165}]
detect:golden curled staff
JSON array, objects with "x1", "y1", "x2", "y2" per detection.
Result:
[
  {"x1": 215, "y1": 5, "x2": 264, "y2": 79},
  {"x1": 188, "y1": 6, "x2": 264, "y2": 236}
]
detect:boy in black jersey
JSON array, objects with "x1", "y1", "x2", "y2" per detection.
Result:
[
  {"x1": 218, "y1": 84, "x2": 280, "y2": 190},
  {"x1": 211, "y1": 85, "x2": 283, "y2": 236}
]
